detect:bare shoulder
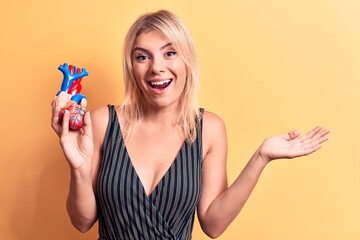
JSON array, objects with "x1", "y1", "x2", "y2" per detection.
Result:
[
  {"x1": 202, "y1": 110, "x2": 227, "y2": 159},
  {"x1": 202, "y1": 111, "x2": 226, "y2": 136},
  {"x1": 91, "y1": 106, "x2": 109, "y2": 127},
  {"x1": 90, "y1": 106, "x2": 111, "y2": 145},
  {"x1": 88, "y1": 106, "x2": 111, "y2": 186}
]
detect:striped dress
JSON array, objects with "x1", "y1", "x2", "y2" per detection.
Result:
[{"x1": 96, "y1": 105, "x2": 203, "y2": 240}]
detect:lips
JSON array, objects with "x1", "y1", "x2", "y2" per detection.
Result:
[{"x1": 148, "y1": 79, "x2": 172, "y2": 89}]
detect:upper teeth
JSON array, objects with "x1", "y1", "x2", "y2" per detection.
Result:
[{"x1": 151, "y1": 80, "x2": 171, "y2": 85}]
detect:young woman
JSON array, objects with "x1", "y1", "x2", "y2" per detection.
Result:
[{"x1": 51, "y1": 10, "x2": 329, "y2": 240}]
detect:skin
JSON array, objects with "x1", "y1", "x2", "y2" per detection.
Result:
[{"x1": 51, "y1": 30, "x2": 330, "y2": 237}]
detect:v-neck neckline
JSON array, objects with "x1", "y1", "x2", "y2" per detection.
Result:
[
  {"x1": 114, "y1": 109, "x2": 186, "y2": 198},
  {"x1": 122, "y1": 137, "x2": 185, "y2": 198}
]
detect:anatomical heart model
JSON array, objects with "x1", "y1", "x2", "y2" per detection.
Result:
[{"x1": 56, "y1": 63, "x2": 88, "y2": 130}]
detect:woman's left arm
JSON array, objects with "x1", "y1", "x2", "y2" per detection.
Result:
[{"x1": 197, "y1": 112, "x2": 329, "y2": 238}]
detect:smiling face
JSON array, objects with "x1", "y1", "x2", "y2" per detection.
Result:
[{"x1": 132, "y1": 30, "x2": 187, "y2": 111}]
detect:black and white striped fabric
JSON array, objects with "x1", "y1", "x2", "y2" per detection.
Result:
[{"x1": 96, "y1": 105, "x2": 203, "y2": 240}]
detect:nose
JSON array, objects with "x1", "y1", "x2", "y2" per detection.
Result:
[{"x1": 149, "y1": 57, "x2": 165, "y2": 75}]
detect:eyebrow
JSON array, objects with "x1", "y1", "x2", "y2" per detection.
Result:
[{"x1": 132, "y1": 42, "x2": 173, "y2": 54}]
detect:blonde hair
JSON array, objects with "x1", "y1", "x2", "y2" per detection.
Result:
[{"x1": 120, "y1": 10, "x2": 201, "y2": 142}]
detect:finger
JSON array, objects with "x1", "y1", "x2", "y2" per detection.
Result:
[
  {"x1": 51, "y1": 109, "x2": 62, "y2": 135},
  {"x1": 56, "y1": 92, "x2": 72, "y2": 107},
  {"x1": 302, "y1": 128, "x2": 330, "y2": 145},
  {"x1": 52, "y1": 98, "x2": 63, "y2": 115},
  {"x1": 51, "y1": 106, "x2": 61, "y2": 124},
  {"x1": 313, "y1": 129, "x2": 330, "y2": 144},
  {"x1": 61, "y1": 109, "x2": 70, "y2": 137},
  {"x1": 80, "y1": 98, "x2": 87, "y2": 108},
  {"x1": 51, "y1": 94, "x2": 69, "y2": 120},
  {"x1": 318, "y1": 128, "x2": 330, "y2": 138},
  {"x1": 300, "y1": 130, "x2": 329, "y2": 154},
  {"x1": 287, "y1": 129, "x2": 301, "y2": 140},
  {"x1": 51, "y1": 95, "x2": 57, "y2": 107},
  {"x1": 51, "y1": 99, "x2": 58, "y2": 115},
  {"x1": 299, "y1": 126, "x2": 323, "y2": 142},
  {"x1": 301, "y1": 144, "x2": 322, "y2": 156},
  {"x1": 52, "y1": 92, "x2": 72, "y2": 117},
  {"x1": 80, "y1": 111, "x2": 93, "y2": 141},
  {"x1": 51, "y1": 99, "x2": 63, "y2": 135},
  {"x1": 82, "y1": 111, "x2": 93, "y2": 137}
]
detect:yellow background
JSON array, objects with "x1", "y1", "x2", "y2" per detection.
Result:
[{"x1": 1, "y1": 0, "x2": 359, "y2": 239}]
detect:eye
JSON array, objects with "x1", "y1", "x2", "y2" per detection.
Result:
[
  {"x1": 134, "y1": 53, "x2": 149, "y2": 62},
  {"x1": 165, "y1": 51, "x2": 177, "y2": 58}
]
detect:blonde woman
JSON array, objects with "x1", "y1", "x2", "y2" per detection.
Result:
[{"x1": 51, "y1": 10, "x2": 329, "y2": 240}]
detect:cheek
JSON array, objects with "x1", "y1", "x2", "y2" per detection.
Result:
[
  {"x1": 179, "y1": 65, "x2": 188, "y2": 85},
  {"x1": 131, "y1": 66, "x2": 146, "y2": 94},
  {"x1": 177, "y1": 63, "x2": 188, "y2": 93},
  {"x1": 172, "y1": 61, "x2": 187, "y2": 78},
  {"x1": 132, "y1": 64, "x2": 146, "y2": 82}
]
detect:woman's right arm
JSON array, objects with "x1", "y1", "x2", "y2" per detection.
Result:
[{"x1": 51, "y1": 93, "x2": 108, "y2": 232}]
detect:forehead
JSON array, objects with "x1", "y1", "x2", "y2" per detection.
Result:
[{"x1": 133, "y1": 30, "x2": 172, "y2": 50}]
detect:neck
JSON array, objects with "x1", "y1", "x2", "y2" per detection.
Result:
[
  {"x1": 142, "y1": 105, "x2": 179, "y2": 127},
  {"x1": 143, "y1": 109, "x2": 177, "y2": 126},
  {"x1": 137, "y1": 104, "x2": 185, "y2": 140}
]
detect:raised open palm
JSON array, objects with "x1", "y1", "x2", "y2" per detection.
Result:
[{"x1": 260, "y1": 126, "x2": 330, "y2": 162}]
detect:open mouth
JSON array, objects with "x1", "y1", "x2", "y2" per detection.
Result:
[{"x1": 148, "y1": 79, "x2": 173, "y2": 89}]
